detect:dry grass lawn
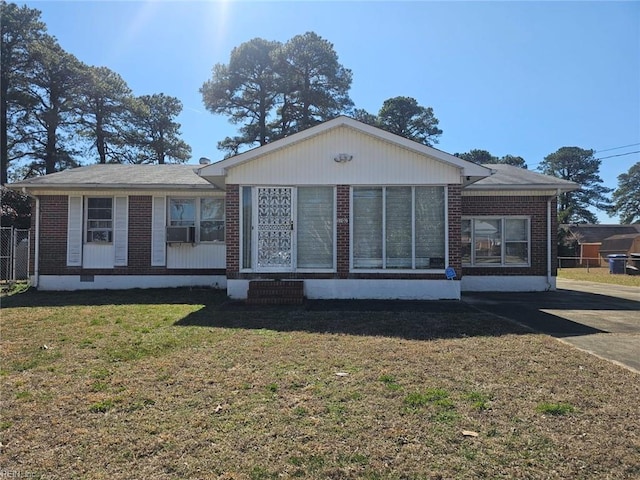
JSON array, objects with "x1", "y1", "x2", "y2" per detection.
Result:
[
  {"x1": 558, "y1": 266, "x2": 640, "y2": 287},
  {"x1": 1, "y1": 288, "x2": 639, "y2": 479}
]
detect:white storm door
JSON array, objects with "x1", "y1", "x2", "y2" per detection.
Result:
[{"x1": 255, "y1": 187, "x2": 295, "y2": 271}]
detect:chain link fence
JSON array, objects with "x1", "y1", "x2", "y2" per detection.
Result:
[
  {"x1": 1, "y1": 227, "x2": 31, "y2": 284},
  {"x1": 558, "y1": 256, "x2": 606, "y2": 269}
]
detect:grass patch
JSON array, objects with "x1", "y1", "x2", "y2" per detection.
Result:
[
  {"x1": 0, "y1": 288, "x2": 638, "y2": 479},
  {"x1": 465, "y1": 390, "x2": 492, "y2": 411},
  {"x1": 404, "y1": 388, "x2": 449, "y2": 408},
  {"x1": 379, "y1": 374, "x2": 402, "y2": 391},
  {"x1": 536, "y1": 402, "x2": 575, "y2": 416},
  {"x1": 89, "y1": 399, "x2": 116, "y2": 413},
  {"x1": 558, "y1": 267, "x2": 640, "y2": 287}
]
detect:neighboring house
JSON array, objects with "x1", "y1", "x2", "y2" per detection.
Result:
[
  {"x1": 559, "y1": 224, "x2": 640, "y2": 265},
  {"x1": 8, "y1": 116, "x2": 577, "y2": 299},
  {"x1": 600, "y1": 233, "x2": 640, "y2": 259}
]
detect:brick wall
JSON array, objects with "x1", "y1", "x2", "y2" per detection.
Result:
[
  {"x1": 447, "y1": 185, "x2": 462, "y2": 277},
  {"x1": 225, "y1": 184, "x2": 240, "y2": 278},
  {"x1": 38, "y1": 195, "x2": 69, "y2": 275},
  {"x1": 461, "y1": 195, "x2": 556, "y2": 277},
  {"x1": 128, "y1": 196, "x2": 152, "y2": 269},
  {"x1": 336, "y1": 185, "x2": 350, "y2": 279}
]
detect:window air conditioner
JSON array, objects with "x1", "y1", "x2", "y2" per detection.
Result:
[{"x1": 166, "y1": 226, "x2": 196, "y2": 243}]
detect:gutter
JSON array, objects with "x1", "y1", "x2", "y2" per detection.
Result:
[
  {"x1": 546, "y1": 188, "x2": 561, "y2": 290},
  {"x1": 33, "y1": 195, "x2": 40, "y2": 288},
  {"x1": 547, "y1": 195, "x2": 552, "y2": 289}
]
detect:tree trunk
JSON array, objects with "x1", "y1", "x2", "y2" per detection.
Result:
[
  {"x1": 44, "y1": 107, "x2": 58, "y2": 174},
  {"x1": 96, "y1": 109, "x2": 106, "y2": 163},
  {"x1": 1, "y1": 70, "x2": 9, "y2": 185}
]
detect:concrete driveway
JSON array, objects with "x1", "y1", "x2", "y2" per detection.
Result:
[{"x1": 463, "y1": 279, "x2": 640, "y2": 373}]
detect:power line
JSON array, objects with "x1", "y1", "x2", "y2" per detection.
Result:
[
  {"x1": 596, "y1": 150, "x2": 640, "y2": 160},
  {"x1": 529, "y1": 149, "x2": 640, "y2": 168},
  {"x1": 595, "y1": 142, "x2": 640, "y2": 153}
]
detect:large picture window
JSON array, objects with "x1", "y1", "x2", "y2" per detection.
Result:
[
  {"x1": 352, "y1": 186, "x2": 446, "y2": 270},
  {"x1": 168, "y1": 197, "x2": 225, "y2": 243},
  {"x1": 462, "y1": 217, "x2": 530, "y2": 266},
  {"x1": 86, "y1": 197, "x2": 113, "y2": 243}
]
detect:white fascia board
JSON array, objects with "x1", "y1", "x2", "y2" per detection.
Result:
[
  {"x1": 464, "y1": 183, "x2": 579, "y2": 193},
  {"x1": 197, "y1": 116, "x2": 494, "y2": 181}
]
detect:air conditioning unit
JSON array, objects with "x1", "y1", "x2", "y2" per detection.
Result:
[{"x1": 166, "y1": 225, "x2": 196, "y2": 243}]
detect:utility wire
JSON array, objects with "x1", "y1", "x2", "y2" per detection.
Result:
[
  {"x1": 595, "y1": 142, "x2": 640, "y2": 153},
  {"x1": 529, "y1": 149, "x2": 640, "y2": 168},
  {"x1": 596, "y1": 150, "x2": 640, "y2": 160}
]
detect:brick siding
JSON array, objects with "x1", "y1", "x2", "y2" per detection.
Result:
[
  {"x1": 461, "y1": 195, "x2": 557, "y2": 277},
  {"x1": 225, "y1": 184, "x2": 240, "y2": 278},
  {"x1": 447, "y1": 185, "x2": 462, "y2": 277},
  {"x1": 336, "y1": 185, "x2": 350, "y2": 278}
]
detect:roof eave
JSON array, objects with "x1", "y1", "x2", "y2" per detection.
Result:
[
  {"x1": 8, "y1": 183, "x2": 218, "y2": 191},
  {"x1": 465, "y1": 183, "x2": 579, "y2": 192}
]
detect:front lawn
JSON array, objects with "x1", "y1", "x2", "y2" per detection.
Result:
[
  {"x1": 1, "y1": 289, "x2": 638, "y2": 479},
  {"x1": 558, "y1": 266, "x2": 640, "y2": 287}
]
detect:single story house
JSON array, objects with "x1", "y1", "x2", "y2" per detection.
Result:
[
  {"x1": 559, "y1": 224, "x2": 640, "y2": 266},
  {"x1": 8, "y1": 116, "x2": 578, "y2": 300},
  {"x1": 600, "y1": 233, "x2": 640, "y2": 259}
]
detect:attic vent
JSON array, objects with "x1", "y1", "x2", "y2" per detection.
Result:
[{"x1": 199, "y1": 157, "x2": 211, "y2": 165}]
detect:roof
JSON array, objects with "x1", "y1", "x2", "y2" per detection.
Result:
[
  {"x1": 600, "y1": 233, "x2": 640, "y2": 253},
  {"x1": 7, "y1": 164, "x2": 216, "y2": 191},
  {"x1": 560, "y1": 224, "x2": 640, "y2": 244},
  {"x1": 465, "y1": 164, "x2": 579, "y2": 192},
  {"x1": 198, "y1": 115, "x2": 493, "y2": 182}
]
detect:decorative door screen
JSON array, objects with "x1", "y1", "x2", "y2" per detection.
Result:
[{"x1": 256, "y1": 187, "x2": 293, "y2": 269}]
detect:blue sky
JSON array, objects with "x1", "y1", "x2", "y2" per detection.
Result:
[{"x1": 21, "y1": 0, "x2": 640, "y2": 222}]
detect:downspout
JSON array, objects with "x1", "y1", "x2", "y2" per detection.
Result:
[
  {"x1": 33, "y1": 196, "x2": 40, "y2": 288},
  {"x1": 546, "y1": 189, "x2": 560, "y2": 290},
  {"x1": 547, "y1": 196, "x2": 552, "y2": 290}
]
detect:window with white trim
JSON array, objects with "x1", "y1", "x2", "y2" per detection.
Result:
[
  {"x1": 168, "y1": 197, "x2": 225, "y2": 243},
  {"x1": 462, "y1": 217, "x2": 530, "y2": 266},
  {"x1": 352, "y1": 186, "x2": 446, "y2": 270},
  {"x1": 297, "y1": 187, "x2": 334, "y2": 269},
  {"x1": 86, "y1": 197, "x2": 113, "y2": 243}
]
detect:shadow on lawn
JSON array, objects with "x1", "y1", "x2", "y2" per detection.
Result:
[
  {"x1": 175, "y1": 298, "x2": 537, "y2": 340},
  {"x1": 4, "y1": 286, "x2": 624, "y2": 340},
  {"x1": 0, "y1": 286, "x2": 227, "y2": 308}
]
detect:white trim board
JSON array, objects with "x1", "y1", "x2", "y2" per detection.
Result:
[
  {"x1": 227, "y1": 278, "x2": 461, "y2": 300},
  {"x1": 35, "y1": 275, "x2": 227, "y2": 291},
  {"x1": 461, "y1": 276, "x2": 555, "y2": 292}
]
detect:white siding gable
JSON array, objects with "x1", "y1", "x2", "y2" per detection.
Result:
[{"x1": 226, "y1": 125, "x2": 462, "y2": 186}]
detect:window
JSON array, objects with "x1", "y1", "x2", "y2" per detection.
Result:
[
  {"x1": 169, "y1": 198, "x2": 196, "y2": 227},
  {"x1": 462, "y1": 217, "x2": 530, "y2": 266},
  {"x1": 168, "y1": 197, "x2": 225, "y2": 243},
  {"x1": 352, "y1": 186, "x2": 445, "y2": 270},
  {"x1": 297, "y1": 187, "x2": 334, "y2": 269},
  {"x1": 200, "y1": 198, "x2": 225, "y2": 242},
  {"x1": 86, "y1": 197, "x2": 113, "y2": 243}
]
